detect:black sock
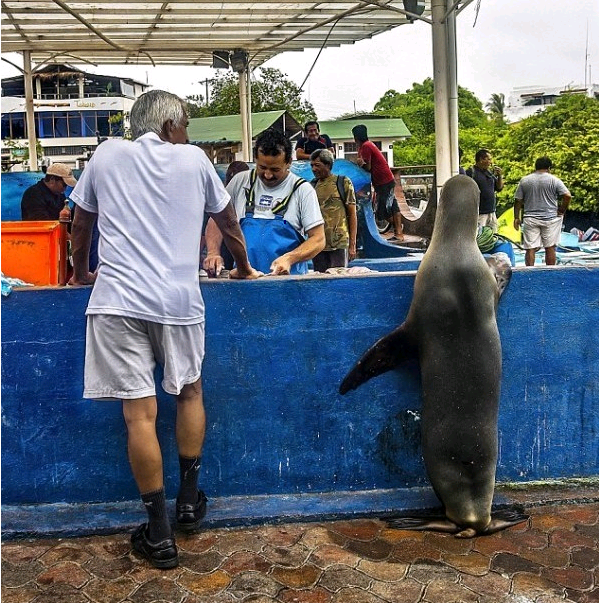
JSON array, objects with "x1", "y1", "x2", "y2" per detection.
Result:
[
  {"x1": 178, "y1": 455, "x2": 201, "y2": 504},
  {"x1": 141, "y1": 488, "x2": 171, "y2": 542}
]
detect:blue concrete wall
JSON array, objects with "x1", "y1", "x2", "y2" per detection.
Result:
[{"x1": 2, "y1": 267, "x2": 598, "y2": 529}]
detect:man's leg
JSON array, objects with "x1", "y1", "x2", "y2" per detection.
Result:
[
  {"x1": 525, "y1": 249, "x2": 537, "y2": 266},
  {"x1": 122, "y1": 396, "x2": 172, "y2": 544},
  {"x1": 392, "y1": 209, "x2": 404, "y2": 239},
  {"x1": 545, "y1": 246, "x2": 557, "y2": 265},
  {"x1": 175, "y1": 378, "x2": 208, "y2": 531},
  {"x1": 176, "y1": 378, "x2": 205, "y2": 460}
]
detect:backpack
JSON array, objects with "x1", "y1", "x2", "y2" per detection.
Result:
[{"x1": 310, "y1": 175, "x2": 349, "y2": 204}]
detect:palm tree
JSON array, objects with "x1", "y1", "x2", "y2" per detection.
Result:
[{"x1": 486, "y1": 93, "x2": 505, "y2": 119}]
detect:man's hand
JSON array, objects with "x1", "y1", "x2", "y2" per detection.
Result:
[
  {"x1": 68, "y1": 272, "x2": 96, "y2": 286},
  {"x1": 356, "y1": 157, "x2": 365, "y2": 167},
  {"x1": 229, "y1": 266, "x2": 263, "y2": 280},
  {"x1": 513, "y1": 218, "x2": 521, "y2": 231},
  {"x1": 269, "y1": 256, "x2": 293, "y2": 275},
  {"x1": 348, "y1": 243, "x2": 357, "y2": 262},
  {"x1": 202, "y1": 253, "x2": 224, "y2": 277}
]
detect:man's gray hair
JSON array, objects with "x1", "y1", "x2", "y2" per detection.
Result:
[
  {"x1": 310, "y1": 148, "x2": 334, "y2": 167},
  {"x1": 130, "y1": 90, "x2": 188, "y2": 140}
]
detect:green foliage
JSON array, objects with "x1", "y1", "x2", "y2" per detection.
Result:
[
  {"x1": 374, "y1": 78, "x2": 489, "y2": 167},
  {"x1": 495, "y1": 94, "x2": 599, "y2": 212},
  {"x1": 486, "y1": 93, "x2": 505, "y2": 120},
  {"x1": 3, "y1": 137, "x2": 44, "y2": 165},
  {"x1": 186, "y1": 68, "x2": 317, "y2": 125},
  {"x1": 371, "y1": 79, "x2": 599, "y2": 213}
]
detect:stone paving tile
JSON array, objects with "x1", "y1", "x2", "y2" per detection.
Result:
[
  {"x1": 422, "y1": 577, "x2": 480, "y2": 603},
  {"x1": 370, "y1": 576, "x2": 424, "y2": 602},
  {"x1": 571, "y1": 546, "x2": 599, "y2": 570},
  {"x1": 1, "y1": 498, "x2": 597, "y2": 603},
  {"x1": 278, "y1": 586, "x2": 333, "y2": 603},
  {"x1": 308, "y1": 543, "x2": 361, "y2": 569}
]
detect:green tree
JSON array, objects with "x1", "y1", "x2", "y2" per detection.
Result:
[
  {"x1": 495, "y1": 94, "x2": 599, "y2": 212},
  {"x1": 189, "y1": 68, "x2": 317, "y2": 125},
  {"x1": 373, "y1": 78, "x2": 492, "y2": 167},
  {"x1": 486, "y1": 92, "x2": 505, "y2": 120}
]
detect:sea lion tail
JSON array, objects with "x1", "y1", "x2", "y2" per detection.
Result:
[{"x1": 339, "y1": 324, "x2": 417, "y2": 394}]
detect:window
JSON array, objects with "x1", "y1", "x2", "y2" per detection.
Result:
[
  {"x1": 67, "y1": 112, "x2": 83, "y2": 137},
  {"x1": 96, "y1": 111, "x2": 110, "y2": 137}
]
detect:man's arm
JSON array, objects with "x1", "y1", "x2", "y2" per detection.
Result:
[
  {"x1": 513, "y1": 198, "x2": 524, "y2": 231},
  {"x1": 347, "y1": 204, "x2": 358, "y2": 261},
  {"x1": 494, "y1": 167, "x2": 504, "y2": 192},
  {"x1": 203, "y1": 217, "x2": 226, "y2": 276},
  {"x1": 270, "y1": 224, "x2": 325, "y2": 275},
  {"x1": 345, "y1": 179, "x2": 358, "y2": 261},
  {"x1": 210, "y1": 202, "x2": 261, "y2": 279},
  {"x1": 324, "y1": 135, "x2": 335, "y2": 157},
  {"x1": 295, "y1": 138, "x2": 311, "y2": 160},
  {"x1": 557, "y1": 193, "x2": 571, "y2": 216},
  {"x1": 355, "y1": 145, "x2": 371, "y2": 171},
  {"x1": 69, "y1": 205, "x2": 97, "y2": 285},
  {"x1": 295, "y1": 147, "x2": 311, "y2": 160}
]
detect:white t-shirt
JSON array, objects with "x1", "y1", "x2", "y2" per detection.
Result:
[
  {"x1": 71, "y1": 133, "x2": 229, "y2": 324},
  {"x1": 226, "y1": 170, "x2": 323, "y2": 235}
]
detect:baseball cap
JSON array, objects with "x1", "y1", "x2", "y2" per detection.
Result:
[{"x1": 46, "y1": 163, "x2": 77, "y2": 187}]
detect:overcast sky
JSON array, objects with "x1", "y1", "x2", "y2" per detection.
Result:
[{"x1": 2, "y1": 0, "x2": 597, "y2": 120}]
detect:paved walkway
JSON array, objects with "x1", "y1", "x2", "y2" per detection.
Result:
[{"x1": 2, "y1": 486, "x2": 598, "y2": 603}]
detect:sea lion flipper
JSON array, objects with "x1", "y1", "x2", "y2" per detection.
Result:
[
  {"x1": 386, "y1": 516, "x2": 459, "y2": 533},
  {"x1": 486, "y1": 252, "x2": 513, "y2": 298},
  {"x1": 339, "y1": 324, "x2": 416, "y2": 395}
]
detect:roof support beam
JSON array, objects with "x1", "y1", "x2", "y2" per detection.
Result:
[
  {"x1": 23, "y1": 50, "x2": 38, "y2": 172},
  {"x1": 431, "y1": 0, "x2": 452, "y2": 189}
]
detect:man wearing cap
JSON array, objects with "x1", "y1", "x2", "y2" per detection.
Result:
[{"x1": 21, "y1": 163, "x2": 77, "y2": 221}]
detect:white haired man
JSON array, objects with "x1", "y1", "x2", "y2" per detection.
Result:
[{"x1": 69, "y1": 90, "x2": 260, "y2": 568}]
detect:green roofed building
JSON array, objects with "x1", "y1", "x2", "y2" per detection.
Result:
[
  {"x1": 187, "y1": 110, "x2": 302, "y2": 164},
  {"x1": 187, "y1": 111, "x2": 410, "y2": 167},
  {"x1": 318, "y1": 115, "x2": 411, "y2": 168}
]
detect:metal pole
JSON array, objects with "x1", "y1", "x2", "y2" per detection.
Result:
[
  {"x1": 431, "y1": 0, "x2": 451, "y2": 190},
  {"x1": 246, "y1": 66, "x2": 253, "y2": 152},
  {"x1": 239, "y1": 70, "x2": 250, "y2": 162},
  {"x1": 23, "y1": 51, "x2": 39, "y2": 172},
  {"x1": 447, "y1": 6, "x2": 459, "y2": 176}
]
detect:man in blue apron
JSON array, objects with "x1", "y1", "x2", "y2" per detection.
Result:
[{"x1": 204, "y1": 128, "x2": 325, "y2": 276}]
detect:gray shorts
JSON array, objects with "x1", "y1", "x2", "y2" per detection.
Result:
[
  {"x1": 522, "y1": 216, "x2": 563, "y2": 249},
  {"x1": 84, "y1": 314, "x2": 205, "y2": 400}
]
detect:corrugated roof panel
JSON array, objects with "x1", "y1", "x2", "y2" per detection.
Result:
[{"x1": 1, "y1": 2, "x2": 433, "y2": 67}]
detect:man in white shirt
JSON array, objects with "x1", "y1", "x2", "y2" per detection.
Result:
[
  {"x1": 203, "y1": 128, "x2": 325, "y2": 276},
  {"x1": 69, "y1": 90, "x2": 260, "y2": 569}
]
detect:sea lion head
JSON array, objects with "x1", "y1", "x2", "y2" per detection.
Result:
[{"x1": 434, "y1": 175, "x2": 480, "y2": 240}]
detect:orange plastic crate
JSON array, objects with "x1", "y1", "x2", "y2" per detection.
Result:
[{"x1": 1, "y1": 221, "x2": 64, "y2": 286}]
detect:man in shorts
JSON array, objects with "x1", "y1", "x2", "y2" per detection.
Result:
[
  {"x1": 352, "y1": 124, "x2": 404, "y2": 242},
  {"x1": 513, "y1": 156, "x2": 571, "y2": 266},
  {"x1": 69, "y1": 90, "x2": 260, "y2": 569}
]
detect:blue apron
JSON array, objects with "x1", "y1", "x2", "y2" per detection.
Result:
[
  {"x1": 240, "y1": 214, "x2": 307, "y2": 274},
  {"x1": 239, "y1": 170, "x2": 309, "y2": 274}
]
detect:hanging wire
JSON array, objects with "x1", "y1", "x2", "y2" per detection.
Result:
[
  {"x1": 473, "y1": 0, "x2": 482, "y2": 27},
  {"x1": 298, "y1": 17, "x2": 341, "y2": 92}
]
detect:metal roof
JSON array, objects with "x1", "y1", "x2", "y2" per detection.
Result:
[
  {"x1": 1, "y1": 1, "x2": 433, "y2": 67},
  {"x1": 319, "y1": 117, "x2": 411, "y2": 139},
  {"x1": 187, "y1": 110, "x2": 302, "y2": 143}
]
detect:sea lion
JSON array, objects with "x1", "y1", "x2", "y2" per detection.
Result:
[{"x1": 340, "y1": 174, "x2": 527, "y2": 538}]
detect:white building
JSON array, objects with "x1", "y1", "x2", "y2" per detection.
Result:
[
  {"x1": 505, "y1": 83, "x2": 599, "y2": 123},
  {"x1": 1, "y1": 63, "x2": 149, "y2": 170}
]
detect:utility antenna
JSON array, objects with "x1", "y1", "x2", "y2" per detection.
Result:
[{"x1": 584, "y1": 20, "x2": 589, "y2": 90}]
